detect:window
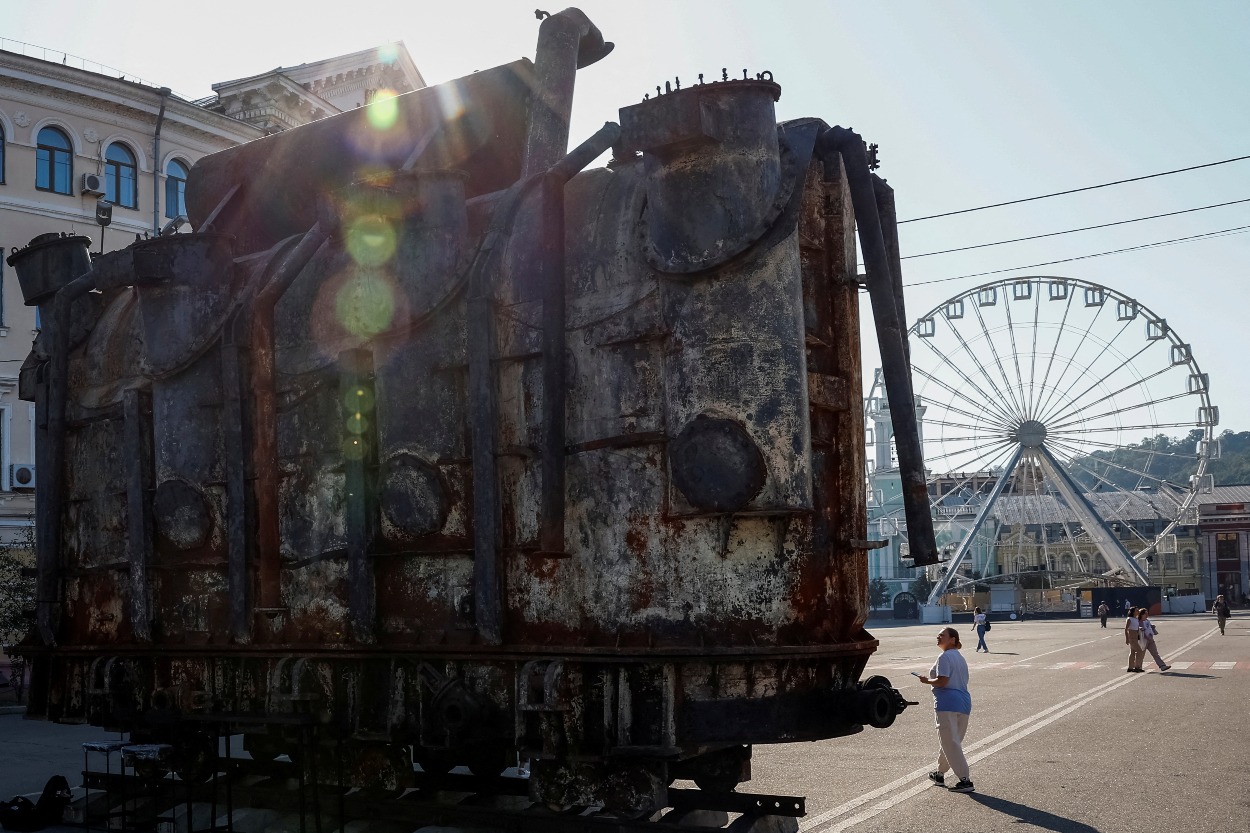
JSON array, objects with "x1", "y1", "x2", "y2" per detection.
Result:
[
  {"x1": 105, "y1": 142, "x2": 138, "y2": 208},
  {"x1": 165, "y1": 159, "x2": 188, "y2": 218},
  {"x1": 1164, "y1": 553, "x2": 1177, "y2": 571},
  {"x1": 0, "y1": 123, "x2": 6, "y2": 183},
  {"x1": 1183, "y1": 550, "x2": 1195, "y2": 571},
  {"x1": 36, "y1": 126, "x2": 73, "y2": 194}
]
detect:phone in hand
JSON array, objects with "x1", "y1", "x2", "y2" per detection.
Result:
[{"x1": 910, "y1": 671, "x2": 923, "y2": 677}]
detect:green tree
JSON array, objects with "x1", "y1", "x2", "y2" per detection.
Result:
[
  {"x1": 910, "y1": 571, "x2": 935, "y2": 601},
  {"x1": 868, "y1": 577, "x2": 891, "y2": 610},
  {"x1": 0, "y1": 519, "x2": 36, "y2": 646}
]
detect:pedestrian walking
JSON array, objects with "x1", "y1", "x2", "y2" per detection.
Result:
[
  {"x1": 1097, "y1": 602, "x2": 1110, "y2": 628},
  {"x1": 1124, "y1": 599, "x2": 1131, "y2": 615},
  {"x1": 1137, "y1": 609, "x2": 1170, "y2": 672},
  {"x1": 973, "y1": 607, "x2": 989, "y2": 652},
  {"x1": 920, "y1": 627, "x2": 974, "y2": 793},
  {"x1": 1212, "y1": 594, "x2": 1231, "y2": 635},
  {"x1": 1125, "y1": 606, "x2": 1144, "y2": 672}
]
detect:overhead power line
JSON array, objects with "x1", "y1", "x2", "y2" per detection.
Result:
[
  {"x1": 907, "y1": 223, "x2": 1250, "y2": 287},
  {"x1": 902, "y1": 197, "x2": 1250, "y2": 260},
  {"x1": 899, "y1": 154, "x2": 1250, "y2": 224}
]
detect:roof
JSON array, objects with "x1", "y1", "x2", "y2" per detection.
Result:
[
  {"x1": 1199, "y1": 484, "x2": 1250, "y2": 505},
  {"x1": 990, "y1": 490, "x2": 1184, "y2": 525}
]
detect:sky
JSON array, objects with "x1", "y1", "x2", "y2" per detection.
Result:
[{"x1": 4, "y1": 0, "x2": 1248, "y2": 431}]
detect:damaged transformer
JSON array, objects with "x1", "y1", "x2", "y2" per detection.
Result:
[{"x1": 8, "y1": 7, "x2": 935, "y2": 819}]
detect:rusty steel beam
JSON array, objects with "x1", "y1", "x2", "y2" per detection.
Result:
[{"x1": 819, "y1": 126, "x2": 938, "y2": 567}]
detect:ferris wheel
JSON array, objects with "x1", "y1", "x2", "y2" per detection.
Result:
[{"x1": 869, "y1": 276, "x2": 1219, "y2": 598}]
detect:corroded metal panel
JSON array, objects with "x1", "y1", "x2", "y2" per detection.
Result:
[{"x1": 10, "y1": 10, "x2": 928, "y2": 814}]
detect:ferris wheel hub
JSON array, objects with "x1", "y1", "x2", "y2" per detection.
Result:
[{"x1": 1011, "y1": 419, "x2": 1048, "y2": 448}]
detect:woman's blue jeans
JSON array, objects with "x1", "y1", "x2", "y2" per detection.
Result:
[{"x1": 976, "y1": 625, "x2": 988, "y2": 651}]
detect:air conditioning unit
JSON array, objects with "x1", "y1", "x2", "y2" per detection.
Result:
[
  {"x1": 10, "y1": 463, "x2": 35, "y2": 490},
  {"x1": 81, "y1": 172, "x2": 105, "y2": 196}
]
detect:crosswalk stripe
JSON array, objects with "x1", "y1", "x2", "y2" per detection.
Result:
[
  {"x1": 1211, "y1": 661, "x2": 1236, "y2": 669},
  {"x1": 1168, "y1": 661, "x2": 1193, "y2": 669}
]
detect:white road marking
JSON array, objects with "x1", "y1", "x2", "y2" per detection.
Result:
[
  {"x1": 1168, "y1": 661, "x2": 1193, "y2": 669},
  {"x1": 800, "y1": 627, "x2": 1218, "y2": 832},
  {"x1": 1211, "y1": 661, "x2": 1236, "y2": 669}
]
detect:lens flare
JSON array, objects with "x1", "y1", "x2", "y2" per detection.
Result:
[
  {"x1": 343, "y1": 387, "x2": 376, "y2": 413},
  {"x1": 366, "y1": 88, "x2": 400, "y2": 131},
  {"x1": 345, "y1": 215, "x2": 397, "y2": 268},
  {"x1": 335, "y1": 271, "x2": 397, "y2": 337}
]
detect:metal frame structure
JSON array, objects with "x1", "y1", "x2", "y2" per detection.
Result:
[{"x1": 868, "y1": 276, "x2": 1217, "y2": 604}]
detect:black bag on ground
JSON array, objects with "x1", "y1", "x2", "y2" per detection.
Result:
[{"x1": 0, "y1": 776, "x2": 71, "y2": 832}]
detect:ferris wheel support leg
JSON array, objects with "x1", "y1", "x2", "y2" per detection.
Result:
[
  {"x1": 926, "y1": 447, "x2": 1023, "y2": 605},
  {"x1": 1035, "y1": 445, "x2": 1150, "y2": 586}
]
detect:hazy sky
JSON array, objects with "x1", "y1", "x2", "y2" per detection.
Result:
[{"x1": 5, "y1": 0, "x2": 1248, "y2": 431}]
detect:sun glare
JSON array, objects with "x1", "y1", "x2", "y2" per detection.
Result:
[{"x1": 366, "y1": 88, "x2": 400, "y2": 131}]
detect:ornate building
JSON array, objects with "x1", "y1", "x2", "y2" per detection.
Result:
[{"x1": 0, "y1": 41, "x2": 424, "y2": 547}]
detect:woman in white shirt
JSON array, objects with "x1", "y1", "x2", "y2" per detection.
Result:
[
  {"x1": 1124, "y1": 607, "x2": 1144, "y2": 672},
  {"x1": 972, "y1": 607, "x2": 988, "y2": 652}
]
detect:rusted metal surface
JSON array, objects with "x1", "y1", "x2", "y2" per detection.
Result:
[{"x1": 9, "y1": 7, "x2": 935, "y2": 822}]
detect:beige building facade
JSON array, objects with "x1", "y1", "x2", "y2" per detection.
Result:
[{"x1": 0, "y1": 42, "x2": 424, "y2": 545}]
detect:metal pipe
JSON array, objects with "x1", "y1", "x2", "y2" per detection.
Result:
[
  {"x1": 539, "y1": 122, "x2": 619, "y2": 555},
  {"x1": 537, "y1": 171, "x2": 566, "y2": 555},
  {"x1": 818, "y1": 126, "x2": 938, "y2": 566},
  {"x1": 38, "y1": 271, "x2": 96, "y2": 644},
  {"x1": 469, "y1": 121, "x2": 621, "y2": 640},
  {"x1": 522, "y1": 8, "x2": 613, "y2": 176},
  {"x1": 152, "y1": 87, "x2": 171, "y2": 237},
  {"x1": 248, "y1": 223, "x2": 332, "y2": 612}
]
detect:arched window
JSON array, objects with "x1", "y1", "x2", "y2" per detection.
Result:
[
  {"x1": 36, "y1": 126, "x2": 73, "y2": 194},
  {"x1": 105, "y1": 142, "x2": 138, "y2": 208},
  {"x1": 165, "y1": 159, "x2": 188, "y2": 219}
]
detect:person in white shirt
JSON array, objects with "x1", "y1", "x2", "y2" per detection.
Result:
[
  {"x1": 972, "y1": 607, "x2": 988, "y2": 652},
  {"x1": 1137, "y1": 609, "x2": 1170, "y2": 671},
  {"x1": 919, "y1": 627, "x2": 974, "y2": 793},
  {"x1": 1124, "y1": 607, "x2": 1144, "y2": 672}
]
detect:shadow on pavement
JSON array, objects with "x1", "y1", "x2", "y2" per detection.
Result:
[
  {"x1": 1157, "y1": 671, "x2": 1214, "y2": 678},
  {"x1": 966, "y1": 793, "x2": 1101, "y2": 832}
]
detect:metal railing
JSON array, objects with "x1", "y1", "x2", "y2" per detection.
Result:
[{"x1": 0, "y1": 37, "x2": 194, "y2": 100}]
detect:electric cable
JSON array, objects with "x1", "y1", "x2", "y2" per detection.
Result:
[
  {"x1": 902, "y1": 197, "x2": 1250, "y2": 260},
  {"x1": 899, "y1": 154, "x2": 1250, "y2": 224},
  {"x1": 906, "y1": 223, "x2": 1250, "y2": 287}
]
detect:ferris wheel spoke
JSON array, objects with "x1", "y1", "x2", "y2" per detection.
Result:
[
  {"x1": 1047, "y1": 434, "x2": 1184, "y2": 492},
  {"x1": 965, "y1": 298, "x2": 1025, "y2": 417},
  {"x1": 1031, "y1": 293, "x2": 1114, "y2": 423},
  {"x1": 969, "y1": 300, "x2": 1029, "y2": 420},
  {"x1": 915, "y1": 335, "x2": 1021, "y2": 427},
  {"x1": 925, "y1": 435, "x2": 1010, "y2": 467},
  {"x1": 1034, "y1": 316, "x2": 1137, "y2": 426},
  {"x1": 1054, "y1": 419, "x2": 1208, "y2": 436},
  {"x1": 922, "y1": 415, "x2": 1010, "y2": 435},
  {"x1": 998, "y1": 290, "x2": 1031, "y2": 417},
  {"x1": 927, "y1": 442, "x2": 1017, "y2": 506},
  {"x1": 912, "y1": 366, "x2": 1016, "y2": 430},
  {"x1": 1039, "y1": 363, "x2": 1179, "y2": 429},
  {"x1": 1055, "y1": 434, "x2": 1205, "y2": 461},
  {"x1": 932, "y1": 311, "x2": 1027, "y2": 423},
  {"x1": 1026, "y1": 286, "x2": 1042, "y2": 419},
  {"x1": 1048, "y1": 389, "x2": 1199, "y2": 435},
  {"x1": 1036, "y1": 335, "x2": 1162, "y2": 426},
  {"x1": 1031, "y1": 282, "x2": 1078, "y2": 421},
  {"x1": 925, "y1": 398, "x2": 1014, "y2": 432}
]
